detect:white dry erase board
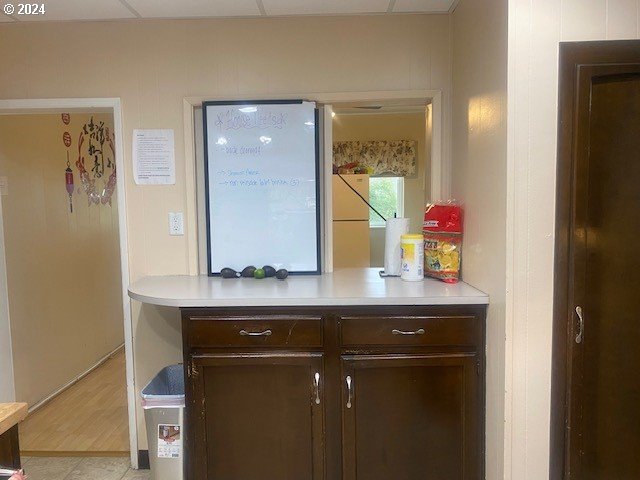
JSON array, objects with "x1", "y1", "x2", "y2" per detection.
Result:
[{"x1": 203, "y1": 100, "x2": 321, "y2": 275}]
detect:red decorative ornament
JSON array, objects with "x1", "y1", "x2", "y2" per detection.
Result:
[
  {"x1": 63, "y1": 131, "x2": 72, "y2": 148},
  {"x1": 61, "y1": 113, "x2": 70, "y2": 125},
  {"x1": 65, "y1": 152, "x2": 74, "y2": 213}
]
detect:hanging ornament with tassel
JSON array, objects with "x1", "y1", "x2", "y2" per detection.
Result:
[{"x1": 65, "y1": 152, "x2": 74, "y2": 213}]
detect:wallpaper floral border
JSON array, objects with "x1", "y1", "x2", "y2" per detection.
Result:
[{"x1": 333, "y1": 140, "x2": 417, "y2": 176}]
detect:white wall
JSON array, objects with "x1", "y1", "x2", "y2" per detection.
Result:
[
  {"x1": 451, "y1": 1, "x2": 508, "y2": 479},
  {"x1": 506, "y1": 1, "x2": 640, "y2": 479}
]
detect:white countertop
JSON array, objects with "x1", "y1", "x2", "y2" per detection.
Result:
[{"x1": 128, "y1": 268, "x2": 488, "y2": 308}]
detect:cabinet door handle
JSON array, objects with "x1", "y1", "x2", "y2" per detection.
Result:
[
  {"x1": 313, "y1": 372, "x2": 321, "y2": 405},
  {"x1": 575, "y1": 306, "x2": 584, "y2": 344},
  {"x1": 346, "y1": 375, "x2": 353, "y2": 409},
  {"x1": 392, "y1": 328, "x2": 425, "y2": 336},
  {"x1": 239, "y1": 329, "x2": 272, "y2": 337}
]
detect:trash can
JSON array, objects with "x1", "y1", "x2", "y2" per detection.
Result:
[{"x1": 141, "y1": 364, "x2": 185, "y2": 480}]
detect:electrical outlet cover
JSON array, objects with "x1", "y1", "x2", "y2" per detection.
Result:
[{"x1": 169, "y1": 212, "x2": 184, "y2": 236}]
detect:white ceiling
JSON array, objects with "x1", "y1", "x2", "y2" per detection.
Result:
[{"x1": 1, "y1": 0, "x2": 457, "y2": 22}]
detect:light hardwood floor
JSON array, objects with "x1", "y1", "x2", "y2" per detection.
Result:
[{"x1": 19, "y1": 350, "x2": 129, "y2": 455}]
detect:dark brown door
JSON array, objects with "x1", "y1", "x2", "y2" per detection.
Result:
[
  {"x1": 341, "y1": 354, "x2": 480, "y2": 480},
  {"x1": 552, "y1": 41, "x2": 640, "y2": 480},
  {"x1": 189, "y1": 353, "x2": 324, "y2": 480}
]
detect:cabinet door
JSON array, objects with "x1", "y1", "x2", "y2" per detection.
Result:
[
  {"x1": 341, "y1": 354, "x2": 481, "y2": 480},
  {"x1": 188, "y1": 353, "x2": 324, "y2": 480}
]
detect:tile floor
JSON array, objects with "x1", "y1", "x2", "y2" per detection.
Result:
[{"x1": 20, "y1": 457, "x2": 150, "y2": 480}]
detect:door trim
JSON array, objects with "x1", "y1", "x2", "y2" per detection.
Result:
[{"x1": 550, "y1": 40, "x2": 640, "y2": 480}]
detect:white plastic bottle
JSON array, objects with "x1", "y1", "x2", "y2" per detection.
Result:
[{"x1": 400, "y1": 234, "x2": 424, "y2": 281}]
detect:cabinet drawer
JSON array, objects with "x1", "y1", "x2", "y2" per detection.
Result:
[
  {"x1": 340, "y1": 315, "x2": 478, "y2": 348},
  {"x1": 187, "y1": 316, "x2": 323, "y2": 348}
]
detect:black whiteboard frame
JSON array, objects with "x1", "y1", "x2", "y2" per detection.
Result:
[{"x1": 202, "y1": 99, "x2": 322, "y2": 276}]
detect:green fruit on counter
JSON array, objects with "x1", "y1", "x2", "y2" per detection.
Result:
[
  {"x1": 220, "y1": 267, "x2": 239, "y2": 278},
  {"x1": 253, "y1": 268, "x2": 266, "y2": 279},
  {"x1": 241, "y1": 266, "x2": 256, "y2": 277},
  {"x1": 275, "y1": 269, "x2": 289, "y2": 280},
  {"x1": 263, "y1": 265, "x2": 276, "y2": 277}
]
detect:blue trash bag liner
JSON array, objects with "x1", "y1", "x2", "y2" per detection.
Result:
[{"x1": 141, "y1": 364, "x2": 185, "y2": 409}]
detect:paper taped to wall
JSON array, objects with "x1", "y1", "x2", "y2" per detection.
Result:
[{"x1": 133, "y1": 129, "x2": 175, "y2": 185}]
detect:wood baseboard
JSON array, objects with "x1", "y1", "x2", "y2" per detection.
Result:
[
  {"x1": 21, "y1": 451, "x2": 129, "y2": 457},
  {"x1": 137, "y1": 450, "x2": 150, "y2": 469}
]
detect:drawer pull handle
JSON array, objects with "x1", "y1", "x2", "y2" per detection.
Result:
[
  {"x1": 239, "y1": 329, "x2": 272, "y2": 337},
  {"x1": 313, "y1": 372, "x2": 321, "y2": 405},
  {"x1": 392, "y1": 328, "x2": 425, "y2": 336},
  {"x1": 346, "y1": 375, "x2": 353, "y2": 409}
]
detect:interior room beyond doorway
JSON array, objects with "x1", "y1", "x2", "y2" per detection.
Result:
[
  {"x1": 0, "y1": 110, "x2": 129, "y2": 456},
  {"x1": 331, "y1": 103, "x2": 431, "y2": 268}
]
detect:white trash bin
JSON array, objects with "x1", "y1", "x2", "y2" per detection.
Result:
[{"x1": 141, "y1": 364, "x2": 185, "y2": 480}]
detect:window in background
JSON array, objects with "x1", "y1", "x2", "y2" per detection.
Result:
[{"x1": 369, "y1": 177, "x2": 404, "y2": 227}]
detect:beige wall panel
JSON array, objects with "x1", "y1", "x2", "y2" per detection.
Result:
[
  {"x1": 607, "y1": 0, "x2": 639, "y2": 38},
  {"x1": 561, "y1": 0, "x2": 607, "y2": 40},
  {"x1": 452, "y1": 1, "x2": 508, "y2": 479},
  {"x1": 0, "y1": 113, "x2": 124, "y2": 407}
]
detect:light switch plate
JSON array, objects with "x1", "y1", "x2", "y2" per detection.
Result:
[{"x1": 169, "y1": 212, "x2": 184, "y2": 236}]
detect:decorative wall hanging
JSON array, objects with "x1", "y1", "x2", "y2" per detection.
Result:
[
  {"x1": 332, "y1": 140, "x2": 417, "y2": 176},
  {"x1": 65, "y1": 152, "x2": 74, "y2": 213},
  {"x1": 75, "y1": 117, "x2": 117, "y2": 206},
  {"x1": 61, "y1": 114, "x2": 74, "y2": 213}
]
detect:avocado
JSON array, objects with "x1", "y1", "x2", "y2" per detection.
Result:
[
  {"x1": 220, "y1": 267, "x2": 239, "y2": 279},
  {"x1": 263, "y1": 265, "x2": 277, "y2": 277},
  {"x1": 275, "y1": 269, "x2": 289, "y2": 280},
  {"x1": 253, "y1": 268, "x2": 266, "y2": 279},
  {"x1": 241, "y1": 266, "x2": 256, "y2": 278}
]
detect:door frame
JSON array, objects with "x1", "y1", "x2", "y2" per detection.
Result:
[
  {"x1": 550, "y1": 40, "x2": 640, "y2": 480},
  {"x1": 0, "y1": 97, "x2": 138, "y2": 468},
  {"x1": 183, "y1": 89, "x2": 445, "y2": 274}
]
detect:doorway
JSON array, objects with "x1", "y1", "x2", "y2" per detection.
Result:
[
  {"x1": 0, "y1": 99, "x2": 136, "y2": 464},
  {"x1": 551, "y1": 40, "x2": 640, "y2": 480},
  {"x1": 185, "y1": 90, "x2": 444, "y2": 274},
  {"x1": 330, "y1": 103, "x2": 431, "y2": 268}
]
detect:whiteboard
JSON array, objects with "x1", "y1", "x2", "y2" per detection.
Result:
[{"x1": 203, "y1": 100, "x2": 320, "y2": 275}]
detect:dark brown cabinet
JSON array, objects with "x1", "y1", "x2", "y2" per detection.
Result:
[
  {"x1": 182, "y1": 305, "x2": 485, "y2": 480},
  {"x1": 0, "y1": 425, "x2": 21, "y2": 470},
  {"x1": 188, "y1": 353, "x2": 324, "y2": 480},
  {"x1": 341, "y1": 354, "x2": 480, "y2": 480}
]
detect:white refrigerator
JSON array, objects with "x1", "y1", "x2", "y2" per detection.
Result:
[{"x1": 332, "y1": 174, "x2": 371, "y2": 268}]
